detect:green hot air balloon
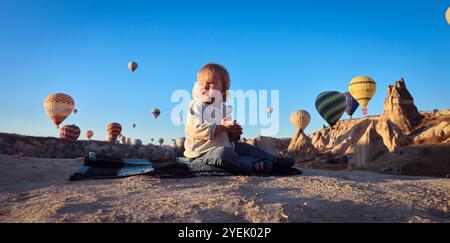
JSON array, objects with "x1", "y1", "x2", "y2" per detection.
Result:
[{"x1": 315, "y1": 91, "x2": 347, "y2": 127}]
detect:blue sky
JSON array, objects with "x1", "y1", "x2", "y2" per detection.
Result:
[{"x1": 0, "y1": 0, "x2": 449, "y2": 143}]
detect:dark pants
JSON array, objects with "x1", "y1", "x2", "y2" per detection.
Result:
[{"x1": 193, "y1": 142, "x2": 278, "y2": 173}]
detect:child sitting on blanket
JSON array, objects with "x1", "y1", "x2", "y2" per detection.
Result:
[{"x1": 184, "y1": 63, "x2": 294, "y2": 174}]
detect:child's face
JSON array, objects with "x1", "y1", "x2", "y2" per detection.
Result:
[{"x1": 199, "y1": 78, "x2": 224, "y2": 99}]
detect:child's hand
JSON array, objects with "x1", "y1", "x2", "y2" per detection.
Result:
[{"x1": 227, "y1": 122, "x2": 243, "y2": 142}]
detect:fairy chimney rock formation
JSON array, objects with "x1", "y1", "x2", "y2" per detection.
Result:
[
  {"x1": 349, "y1": 121, "x2": 388, "y2": 170},
  {"x1": 381, "y1": 78, "x2": 423, "y2": 134},
  {"x1": 287, "y1": 130, "x2": 318, "y2": 162}
]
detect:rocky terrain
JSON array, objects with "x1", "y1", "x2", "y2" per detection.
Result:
[
  {"x1": 0, "y1": 133, "x2": 183, "y2": 161},
  {"x1": 247, "y1": 79, "x2": 450, "y2": 177},
  {"x1": 0, "y1": 155, "x2": 448, "y2": 223},
  {"x1": 0, "y1": 78, "x2": 449, "y2": 223}
]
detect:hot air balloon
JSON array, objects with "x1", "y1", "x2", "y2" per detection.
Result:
[
  {"x1": 60, "y1": 124, "x2": 80, "y2": 143},
  {"x1": 132, "y1": 123, "x2": 136, "y2": 129},
  {"x1": 151, "y1": 108, "x2": 161, "y2": 119},
  {"x1": 267, "y1": 107, "x2": 274, "y2": 115},
  {"x1": 170, "y1": 139, "x2": 177, "y2": 148},
  {"x1": 343, "y1": 92, "x2": 359, "y2": 119},
  {"x1": 128, "y1": 61, "x2": 138, "y2": 72},
  {"x1": 121, "y1": 136, "x2": 127, "y2": 144},
  {"x1": 132, "y1": 139, "x2": 142, "y2": 146},
  {"x1": 176, "y1": 137, "x2": 186, "y2": 148},
  {"x1": 348, "y1": 76, "x2": 377, "y2": 116},
  {"x1": 44, "y1": 93, "x2": 75, "y2": 128},
  {"x1": 106, "y1": 123, "x2": 122, "y2": 143},
  {"x1": 74, "y1": 109, "x2": 78, "y2": 114},
  {"x1": 126, "y1": 137, "x2": 131, "y2": 144},
  {"x1": 290, "y1": 110, "x2": 311, "y2": 131},
  {"x1": 446, "y1": 7, "x2": 450, "y2": 25},
  {"x1": 151, "y1": 138, "x2": 155, "y2": 142},
  {"x1": 158, "y1": 138, "x2": 164, "y2": 146},
  {"x1": 85, "y1": 130, "x2": 94, "y2": 140},
  {"x1": 315, "y1": 91, "x2": 346, "y2": 127}
]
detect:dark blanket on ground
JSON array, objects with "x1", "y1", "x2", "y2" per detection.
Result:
[{"x1": 69, "y1": 155, "x2": 302, "y2": 181}]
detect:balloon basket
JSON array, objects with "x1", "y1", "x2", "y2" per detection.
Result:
[{"x1": 362, "y1": 109, "x2": 368, "y2": 116}]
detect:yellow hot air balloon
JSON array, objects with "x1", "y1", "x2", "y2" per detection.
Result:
[
  {"x1": 446, "y1": 7, "x2": 450, "y2": 25},
  {"x1": 348, "y1": 76, "x2": 377, "y2": 116},
  {"x1": 290, "y1": 110, "x2": 311, "y2": 131},
  {"x1": 44, "y1": 93, "x2": 75, "y2": 128}
]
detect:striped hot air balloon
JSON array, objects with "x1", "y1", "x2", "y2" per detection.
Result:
[
  {"x1": 106, "y1": 123, "x2": 122, "y2": 142},
  {"x1": 60, "y1": 125, "x2": 80, "y2": 143},
  {"x1": 44, "y1": 93, "x2": 75, "y2": 128},
  {"x1": 290, "y1": 110, "x2": 311, "y2": 131},
  {"x1": 85, "y1": 130, "x2": 94, "y2": 140},
  {"x1": 348, "y1": 76, "x2": 377, "y2": 116},
  {"x1": 128, "y1": 61, "x2": 138, "y2": 72},
  {"x1": 343, "y1": 92, "x2": 360, "y2": 118},
  {"x1": 315, "y1": 91, "x2": 347, "y2": 127}
]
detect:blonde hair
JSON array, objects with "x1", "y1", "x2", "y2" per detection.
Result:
[{"x1": 197, "y1": 63, "x2": 231, "y2": 101}]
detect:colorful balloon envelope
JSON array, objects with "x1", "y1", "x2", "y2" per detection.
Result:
[
  {"x1": 315, "y1": 91, "x2": 347, "y2": 127},
  {"x1": 151, "y1": 108, "x2": 161, "y2": 119},
  {"x1": 128, "y1": 61, "x2": 138, "y2": 72},
  {"x1": 106, "y1": 123, "x2": 122, "y2": 142},
  {"x1": 446, "y1": 7, "x2": 450, "y2": 25},
  {"x1": 121, "y1": 136, "x2": 127, "y2": 144},
  {"x1": 290, "y1": 110, "x2": 311, "y2": 131},
  {"x1": 343, "y1": 92, "x2": 360, "y2": 118},
  {"x1": 85, "y1": 130, "x2": 94, "y2": 140},
  {"x1": 267, "y1": 107, "x2": 274, "y2": 115},
  {"x1": 44, "y1": 93, "x2": 75, "y2": 128},
  {"x1": 60, "y1": 124, "x2": 80, "y2": 143},
  {"x1": 348, "y1": 76, "x2": 376, "y2": 116},
  {"x1": 176, "y1": 137, "x2": 186, "y2": 148}
]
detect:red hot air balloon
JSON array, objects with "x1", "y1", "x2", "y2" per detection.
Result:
[
  {"x1": 106, "y1": 123, "x2": 122, "y2": 143},
  {"x1": 60, "y1": 125, "x2": 81, "y2": 143}
]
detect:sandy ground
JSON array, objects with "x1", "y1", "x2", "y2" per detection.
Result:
[{"x1": 0, "y1": 154, "x2": 448, "y2": 223}]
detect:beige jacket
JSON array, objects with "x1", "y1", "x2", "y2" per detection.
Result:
[{"x1": 184, "y1": 99, "x2": 232, "y2": 158}]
